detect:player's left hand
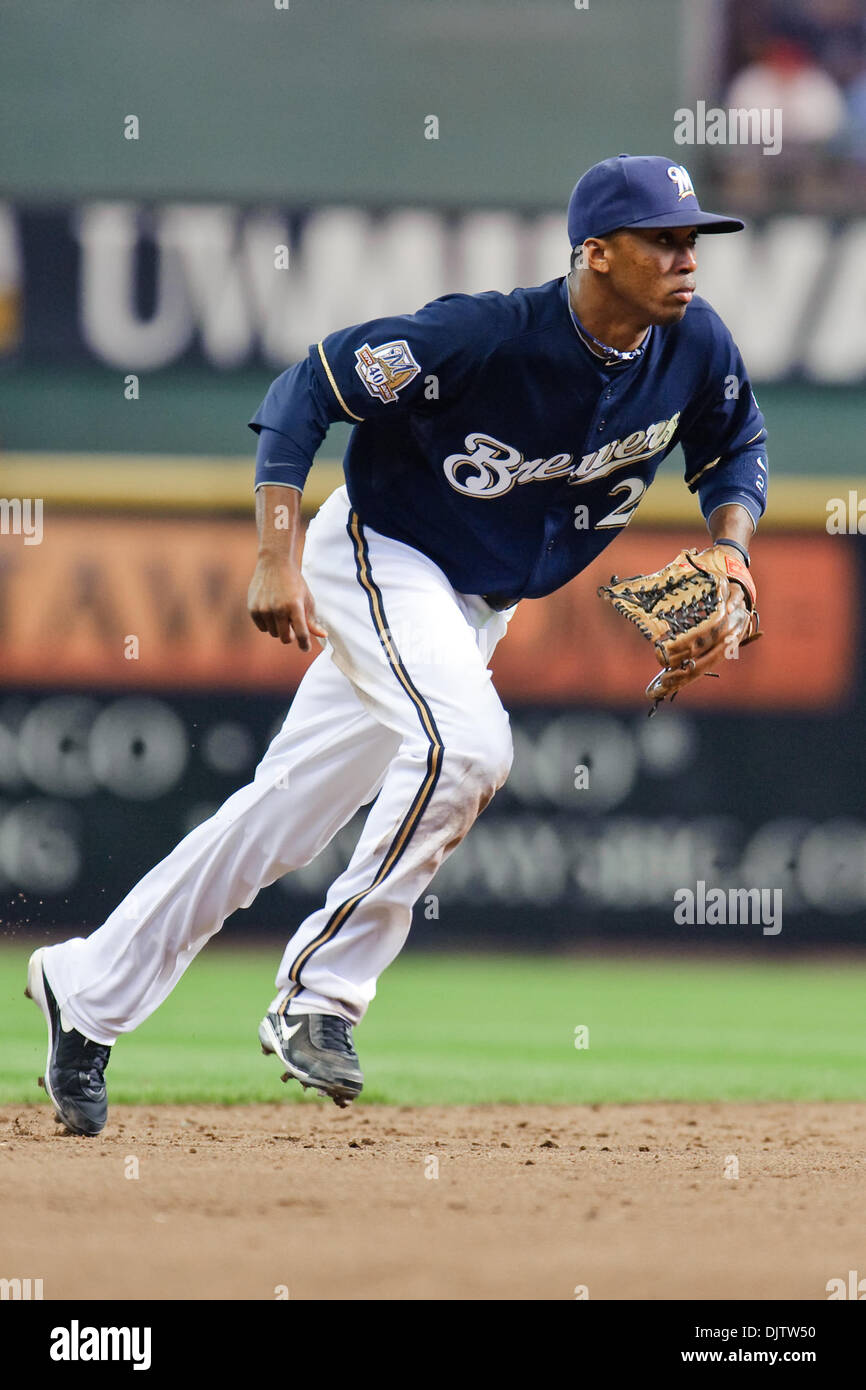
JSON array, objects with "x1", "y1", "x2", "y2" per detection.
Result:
[{"x1": 598, "y1": 543, "x2": 761, "y2": 713}]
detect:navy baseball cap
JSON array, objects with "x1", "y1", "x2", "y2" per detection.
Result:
[{"x1": 567, "y1": 154, "x2": 745, "y2": 247}]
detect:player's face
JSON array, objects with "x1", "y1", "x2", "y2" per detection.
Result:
[{"x1": 605, "y1": 226, "x2": 699, "y2": 326}]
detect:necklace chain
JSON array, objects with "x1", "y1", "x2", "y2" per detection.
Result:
[{"x1": 566, "y1": 276, "x2": 649, "y2": 364}]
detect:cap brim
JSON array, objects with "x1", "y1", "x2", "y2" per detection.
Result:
[{"x1": 610, "y1": 209, "x2": 745, "y2": 235}]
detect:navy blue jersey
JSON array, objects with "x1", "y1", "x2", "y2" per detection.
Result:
[{"x1": 249, "y1": 278, "x2": 767, "y2": 602}]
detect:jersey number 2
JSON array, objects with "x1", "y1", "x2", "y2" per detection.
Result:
[{"x1": 595, "y1": 476, "x2": 646, "y2": 530}]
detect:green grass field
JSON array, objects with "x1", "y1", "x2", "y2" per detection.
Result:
[{"x1": 2, "y1": 944, "x2": 864, "y2": 1106}]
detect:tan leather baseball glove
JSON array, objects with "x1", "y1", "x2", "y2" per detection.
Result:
[{"x1": 598, "y1": 544, "x2": 761, "y2": 713}]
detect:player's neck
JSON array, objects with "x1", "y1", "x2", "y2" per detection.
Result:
[{"x1": 567, "y1": 271, "x2": 650, "y2": 355}]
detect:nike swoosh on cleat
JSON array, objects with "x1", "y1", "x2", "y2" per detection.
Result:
[{"x1": 281, "y1": 1021, "x2": 303, "y2": 1040}]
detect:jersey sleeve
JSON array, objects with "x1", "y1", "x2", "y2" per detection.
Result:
[
  {"x1": 249, "y1": 358, "x2": 333, "y2": 491},
  {"x1": 678, "y1": 316, "x2": 768, "y2": 527}
]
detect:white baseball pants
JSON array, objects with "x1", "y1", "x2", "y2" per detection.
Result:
[{"x1": 42, "y1": 486, "x2": 515, "y2": 1043}]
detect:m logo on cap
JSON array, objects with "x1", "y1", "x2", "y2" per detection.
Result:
[{"x1": 666, "y1": 164, "x2": 696, "y2": 201}]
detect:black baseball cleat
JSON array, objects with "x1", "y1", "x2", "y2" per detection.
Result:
[
  {"x1": 25, "y1": 948, "x2": 111, "y2": 1137},
  {"x1": 258, "y1": 1004, "x2": 363, "y2": 1108}
]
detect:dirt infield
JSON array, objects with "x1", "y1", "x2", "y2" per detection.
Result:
[{"x1": 1, "y1": 1101, "x2": 864, "y2": 1300}]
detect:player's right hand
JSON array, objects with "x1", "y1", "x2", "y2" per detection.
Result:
[{"x1": 247, "y1": 555, "x2": 328, "y2": 652}]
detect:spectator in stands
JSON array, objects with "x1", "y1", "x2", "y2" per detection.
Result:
[{"x1": 721, "y1": 36, "x2": 848, "y2": 208}]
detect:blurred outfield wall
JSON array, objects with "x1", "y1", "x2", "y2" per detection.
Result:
[
  {"x1": 2, "y1": 0, "x2": 863, "y2": 461},
  {"x1": 2, "y1": 513, "x2": 865, "y2": 945},
  {"x1": 0, "y1": 0, "x2": 681, "y2": 205},
  {"x1": 2, "y1": 1, "x2": 865, "y2": 947},
  {"x1": 1, "y1": 201, "x2": 865, "y2": 467}
]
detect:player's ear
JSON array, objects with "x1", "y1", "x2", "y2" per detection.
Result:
[{"x1": 582, "y1": 237, "x2": 610, "y2": 274}]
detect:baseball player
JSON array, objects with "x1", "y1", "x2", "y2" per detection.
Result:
[{"x1": 27, "y1": 155, "x2": 766, "y2": 1135}]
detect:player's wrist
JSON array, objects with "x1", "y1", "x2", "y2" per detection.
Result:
[
  {"x1": 256, "y1": 544, "x2": 301, "y2": 568},
  {"x1": 713, "y1": 536, "x2": 751, "y2": 568}
]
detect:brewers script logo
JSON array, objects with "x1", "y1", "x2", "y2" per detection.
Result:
[
  {"x1": 354, "y1": 339, "x2": 420, "y2": 403},
  {"x1": 443, "y1": 415, "x2": 680, "y2": 498},
  {"x1": 667, "y1": 164, "x2": 696, "y2": 201}
]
